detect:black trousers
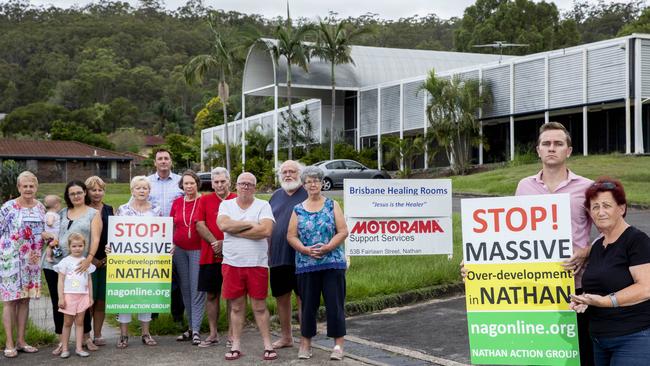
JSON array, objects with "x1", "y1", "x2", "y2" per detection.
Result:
[
  {"x1": 43, "y1": 268, "x2": 91, "y2": 335},
  {"x1": 576, "y1": 288, "x2": 594, "y2": 366},
  {"x1": 297, "y1": 269, "x2": 346, "y2": 339},
  {"x1": 170, "y1": 260, "x2": 185, "y2": 322}
]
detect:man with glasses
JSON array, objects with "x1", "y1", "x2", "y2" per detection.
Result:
[
  {"x1": 195, "y1": 167, "x2": 237, "y2": 347},
  {"x1": 268, "y1": 160, "x2": 308, "y2": 349},
  {"x1": 515, "y1": 122, "x2": 594, "y2": 366},
  {"x1": 217, "y1": 172, "x2": 277, "y2": 360}
]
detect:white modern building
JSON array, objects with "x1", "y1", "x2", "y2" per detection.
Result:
[{"x1": 202, "y1": 34, "x2": 650, "y2": 171}]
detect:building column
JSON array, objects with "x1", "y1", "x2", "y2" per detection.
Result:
[
  {"x1": 635, "y1": 38, "x2": 645, "y2": 154},
  {"x1": 423, "y1": 90, "x2": 429, "y2": 169},
  {"x1": 478, "y1": 68, "x2": 483, "y2": 166},
  {"x1": 625, "y1": 38, "x2": 632, "y2": 154},
  {"x1": 399, "y1": 83, "x2": 404, "y2": 171},
  {"x1": 582, "y1": 106, "x2": 588, "y2": 156},
  {"x1": 274, "y1": 84, "x2": 279, "y2": 171},
  {"x1": 509, "y1": 116, "x2": 515, "y2": 161},
  {"x1": 356, "y1": 92, "x2": 361, "y2": 151},
  {"x1": 241, "y1": 92, "x2": 246, "y2": 168},
  {"x1": 377, "y1": 87, "x2": 382, "y2": 169}
]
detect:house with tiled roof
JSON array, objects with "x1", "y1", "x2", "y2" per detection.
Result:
[{"x1": 0, "y1": 139, "x2": 134, "y2": 183}]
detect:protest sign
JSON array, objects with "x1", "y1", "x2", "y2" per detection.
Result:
[
  {"x1": 461, "y1": 194, "x2": 579, "y2": 366},
  {"x1": 345, "y1": 179, "x2": 452, "y2": 256},
  {"x1": 105, "y1": 216, "x2": 173, "y2": 313}
]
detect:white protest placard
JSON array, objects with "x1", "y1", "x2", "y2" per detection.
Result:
[{"x1": 344, "y1": 179, "x2": 453, "y2": 256}]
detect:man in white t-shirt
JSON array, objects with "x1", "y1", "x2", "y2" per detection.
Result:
[{"x1": 217, "y1": 172, "x2": 277, "y2": 361}]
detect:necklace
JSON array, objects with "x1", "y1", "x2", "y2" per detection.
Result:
[{"x1": 183, "y1": 196, "x2": 198, "y2": 238}]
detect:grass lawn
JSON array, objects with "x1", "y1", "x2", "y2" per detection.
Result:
[{"x1": 452, "y1": 154, "x2": 650, "y2": 205}]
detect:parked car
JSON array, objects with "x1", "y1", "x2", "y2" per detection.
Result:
[
  {"x1": 312, "y1": 159, "x2": 391, "y2": 191},
  {"x1": 197, "y1": 172, "x2": 212, "y2": 191}
]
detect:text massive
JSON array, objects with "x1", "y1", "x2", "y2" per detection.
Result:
[{"x1": 351, "y1": 219, "x2": 444, "y2": 234}]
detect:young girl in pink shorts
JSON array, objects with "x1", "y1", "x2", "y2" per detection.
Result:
[{"x1": 53, "y1": 232, "x2": 96, "y2": 358}]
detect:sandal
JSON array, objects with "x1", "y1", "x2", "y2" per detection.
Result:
[
  {"x1": 3, "y1": 349, "x2": 18, "y2": 358},
  {"x1": 198, "y1": 337, "x2": 219, "y2": 348},
  {"x1": 16, "y1": 344, "x2": 38, "y2": 353},
  {"x1": 116, "y1": 335, "x2": 128, "y2": 349},
  {"x1": 298, "y1": 348, "x2": 312, "y2": 359},
  {"x1": 225, "y1": 349, "x2": 242, "y2": 361},
  {"x1": 93, "y1": 337, "x2": 106, "y2": 346},
  {"x1": 142, "y1": 334, "x2": 157, "y2": 346},
  {"x1": 52, "y1": 343, "x2": 63, "y2": 355},
  {"x1": 225, "y1": 338, "x2": 233, "y2": 348},
  {"x1": 176, "y1": 330, "x2": 191, "y2": 341},
  {"x1": 192, "y1": 332, "x2": 201, "y2": 345},
  {"x1": 330, "y1": 345, "x2": 344, "y2": 361},
  {"x1": 263, "y1": 349, "x2": 278, "y2": 361},
  {"x1": 84, "y1": 338, "x2": 98, "y2": 351}
]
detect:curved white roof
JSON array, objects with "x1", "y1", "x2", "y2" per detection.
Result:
[{"x1": 243, "y1": 39, "x2": 513, "y2": 96}]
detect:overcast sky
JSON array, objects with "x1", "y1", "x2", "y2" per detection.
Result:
[{"x1": 28, "y1": 0, "x2": 583, "y2": 20}]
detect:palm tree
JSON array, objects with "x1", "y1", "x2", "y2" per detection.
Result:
[
  {"x1": 419, "y1": 70, "x2": 492, "y2": 175},
  {"x1": 266, "y1": 6, "x2": 314, "y2": 160},
  {"x1": 184, "y1": 14, "x2": 253, "y2": 170},
  {"x1": 312, "y1": 19, "x2": 369, "y2": 160}
]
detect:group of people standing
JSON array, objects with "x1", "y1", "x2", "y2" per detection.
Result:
[{"x1": 1, "y1": 148, "x2": 350, "y2": 362}]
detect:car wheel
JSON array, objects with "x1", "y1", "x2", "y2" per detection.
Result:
[
  {"x1": 372, "y1": 175, "x2": 384, "y2": 179},
  {"x1": 321, "y1": 178, "x2": 333, "y2": 191}
]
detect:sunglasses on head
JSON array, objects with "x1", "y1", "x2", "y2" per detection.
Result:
[{"x1": 592, "y1": 181, "x2": 616, "y2": 190}]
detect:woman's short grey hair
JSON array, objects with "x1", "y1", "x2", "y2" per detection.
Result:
[
  {"x1": 301, "y1": 166, "x2": 324, "y2": 183},
  {"x1": 211, "y1": 167, "x2": 229, "y2": 180}
]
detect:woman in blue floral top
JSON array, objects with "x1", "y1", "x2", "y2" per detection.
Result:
[
  {"x1": 287, "y1": 166, "x2": 349, "y2": 361},
  {"x1": 1, "y1": 171, "x2": 50, "y2": 358}
]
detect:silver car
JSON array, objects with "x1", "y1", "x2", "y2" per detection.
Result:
[{"x1": 312, "y1": 159, "x2": 391, "y2": 191}]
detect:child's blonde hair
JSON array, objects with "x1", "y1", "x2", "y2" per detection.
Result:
[
  {"x1": 67, "y1": 232, "x2": 86, "y2": 249},
  {"x1": 44, "y1": 195, "x2": 61, "y2": 210}
]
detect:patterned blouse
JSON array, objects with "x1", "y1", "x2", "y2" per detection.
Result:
[
  {"x1": 0, "y1": 199, "x2": 45, "y2": 301},
  {"x1": 293, "y1": 198, "x2": 346, "y2": 274}
]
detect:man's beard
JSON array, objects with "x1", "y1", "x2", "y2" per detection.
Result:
[{"x1": 281, "y1": 180, "x2": 302, "y2": 192}]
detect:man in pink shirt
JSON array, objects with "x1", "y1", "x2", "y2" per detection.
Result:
[{"x1": 515, "y1": 122, "x2": 594, "y2": 366}]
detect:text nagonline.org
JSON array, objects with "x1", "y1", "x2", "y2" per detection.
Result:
[
  {"x1": 470, "y1": 320, "x2": 576, "y2": 338},
  {"x1": 107, "y1": 288, "x2": 170, "y2": 298}
]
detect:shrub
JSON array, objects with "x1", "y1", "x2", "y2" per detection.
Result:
[{"x1": 0, "y1": 160, "x2": 23, "y2": 201}]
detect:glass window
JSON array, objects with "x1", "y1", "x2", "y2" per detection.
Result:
[
  {"x1": 344, "y1": 160, "x2": 363, "y2": 169},
  {"x1": 326, "y1": 161, "x2": 345, "y2": 169}
]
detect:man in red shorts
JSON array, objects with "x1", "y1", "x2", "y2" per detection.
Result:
[
  {"x1": 217, "y1": 172, "x2": 276, "y2": 361},
  {"x1": 195, "y1": 167, "x2": 237, "y2": 347}
]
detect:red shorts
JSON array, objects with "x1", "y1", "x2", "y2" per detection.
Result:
[{"x1": 221, "y1": 264, "x2": 268, "y2": 300}]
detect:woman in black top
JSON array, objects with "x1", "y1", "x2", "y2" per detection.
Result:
[
  {"x1": 570, "y1": 177, "x2": 650, "y2": 366},
  {"x1": 85, "y1": 176, "x2": 114, "y2": 347}
]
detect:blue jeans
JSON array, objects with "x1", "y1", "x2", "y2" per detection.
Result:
[{"x1": 592, "y1": 328, "x2": 650, "y2": 366}]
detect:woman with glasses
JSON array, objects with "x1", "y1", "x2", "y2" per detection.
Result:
[
  {"x1": 570, "y1": 178, "x2": 650, "y2": 365},
  {"x1": 43, "y1": 180, "x2": 102, "y2": 356},
  {"x1": 286, "y1": 166, "x2": 349, "y2": 361}
]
